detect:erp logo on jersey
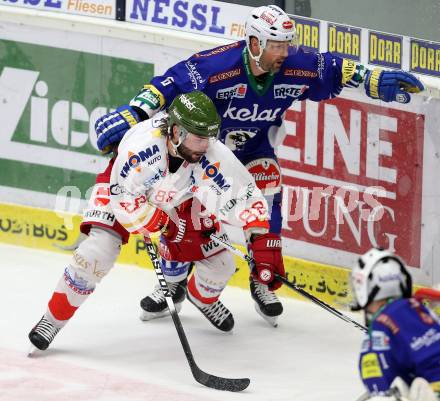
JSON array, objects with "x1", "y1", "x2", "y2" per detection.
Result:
[
  {"x1": 216, "y1": 84, "x2": 247, "y2": 100},
  {"x1": 274, "y1": 84, "x2": 307, "y2": 99}
]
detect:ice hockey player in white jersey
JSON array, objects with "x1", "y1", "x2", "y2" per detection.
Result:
[{"x1": 28, "y1": 91, "x2": 285, "y2": 351}]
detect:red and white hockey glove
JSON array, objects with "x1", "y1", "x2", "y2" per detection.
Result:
[
  {"x1": 129, "y1": 207, "x2": 169, "y2": 235},
  {"x1": 164, "y1": 200, "x2": 220, "y2": 245},
  {"x1": 249, "y1": 233, "x2": 285, "y2": 291}
]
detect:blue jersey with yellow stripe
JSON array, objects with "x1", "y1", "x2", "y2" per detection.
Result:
[
  {"x1": 140, "y1": 40, "x2": 349, "y2": 163},
  {"x1": 359, "y1": 298, "x2": 440, "y2": 394}
]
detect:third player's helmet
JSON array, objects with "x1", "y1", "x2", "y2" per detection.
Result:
[
  {"x1": 350, "y1": 248, "x2": 412, "y2": 310},
  {"x1": 168, "y1": 91, "x2": 220, "y2": 139},
  {"x1": 245, "y1": 5, "x2": 298, "y2": 64}
]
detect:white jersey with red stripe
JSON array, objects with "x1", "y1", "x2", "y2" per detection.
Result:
[{"x1": 109, "y1": 112, "x2": 269, "y2": 234}]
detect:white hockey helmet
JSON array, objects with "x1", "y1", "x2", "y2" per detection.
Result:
[
  {"x1": 245, "y1": 5, "x2": 298, "y2": 65},
  {"x1": 350, "y1": 248, "x2": 412, "y2": 310}
]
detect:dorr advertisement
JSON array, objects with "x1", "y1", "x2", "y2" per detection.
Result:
[{"x1": 290, "y1": 15, "x2": 320, "y2": 53}]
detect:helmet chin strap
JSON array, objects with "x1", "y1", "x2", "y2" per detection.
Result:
[
  {"x1": 247, "y1": 44, "x2": 269, "y2": 73},
  {"x1": 168, "y1": 125, "x2": 186, "y2": 159}
]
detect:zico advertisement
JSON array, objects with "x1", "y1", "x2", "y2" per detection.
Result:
[
  {"x1": 1, "y1": 0, "x2": 115, "y2": 19},
  {"x1": 0, "y1": 39, "x2": 153, "y2": 197},
  {"x1": 279, "y1": 97, "x2": 424, "y2": 268}
]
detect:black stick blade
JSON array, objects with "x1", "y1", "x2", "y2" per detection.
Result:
[{"x1": 193, "y1": 367, "x2": 250, "y2": 392}]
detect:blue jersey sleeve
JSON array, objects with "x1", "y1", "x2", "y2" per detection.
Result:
[
  {"x1": 128, "y1": 54, "x2": 211, "y2": 117},
  {"x1": 149, "y1": 56, "x2": 211, "y2": 108},
  {"x1": 129, "y1": 42, "x2": 243, "y2": 117},
  {"x1": 296, "y1": 52, "x2": 345, "y2": 102},
  {"x1": 289, "y1": 50, "x2": 366, "y2": 102}
]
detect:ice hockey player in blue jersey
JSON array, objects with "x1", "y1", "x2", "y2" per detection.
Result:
[
  {"x1": 350, "y1": 248, "x2": 440, "y2": 401},
  {"x1": 95, "y1": 5, "x2": 424, "y2": 327}
]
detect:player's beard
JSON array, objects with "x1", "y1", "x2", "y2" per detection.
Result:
[
  {"x1": 177, "y1": 143, "x2": 204, "y2": 163},
  {"x1": 270, "y1": 59, "x2": 285, "y2": 73},
  {"x1": 260, "y1": 56, "x2": 285, "y2": 73}
]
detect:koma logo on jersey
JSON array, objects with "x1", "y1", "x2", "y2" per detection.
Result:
[
  {"x1": 199, "y1": 156, "x2": 231, "y2": 192},
  {"x1": 120, "y1": 144, "x2": 160, "y2": 178}
]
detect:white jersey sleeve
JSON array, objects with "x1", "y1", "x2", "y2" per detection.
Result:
[
  {"x1": 109, "y1": 115, "x2": 169, "y2": 234},
  {"x1": 191, "y1": 141, "x2": 269, "y2": 231}
]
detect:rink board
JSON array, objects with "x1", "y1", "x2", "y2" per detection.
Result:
[
  {"x1": 0, "y1": 202, "x2": 351, "y2": 306},
  {"x1": 0, "y1": 8, "x2": 440, "y2": 286}
]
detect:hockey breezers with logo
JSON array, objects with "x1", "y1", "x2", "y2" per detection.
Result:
[
  {"x1": 209, "y1": 234, "x2": 367, "y2": 334},
  {"x1": 143, "y1": 235, "x2": 250, "y2": 392}
]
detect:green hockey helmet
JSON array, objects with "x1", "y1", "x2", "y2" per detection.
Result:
[{"x1": 168, "y1": 91, "x2": 221, "y2": 139}]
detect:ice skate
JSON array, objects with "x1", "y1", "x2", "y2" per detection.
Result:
[
  {"x1": 28, "y1": 315, "x2": 60, "y2": 352},
  {"x1": 188, "y1": 292, "x2": 234, "y2": 332},
  {"x1": 140, "y1": 279, "x2": 187, "y2": 321},
  {"x1": 250, "y1": 276, "x2": 283, "y2": 327},
  {"x1": 27, "y1": 344, "x2": 39, "y2": 357}
]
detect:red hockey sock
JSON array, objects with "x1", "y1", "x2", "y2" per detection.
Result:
[
  {"x1": 187, "y1": 275, "x2": 219, "y2": 305},
  {"x1": 48, "y1": 292, "x2": 79, "y2": 321}
]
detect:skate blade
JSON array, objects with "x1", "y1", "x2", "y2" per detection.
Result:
[
  {"x1": 27, "y1": 344, "x2": 40, "y2": 357},
  {"x1": 139, "y1": 303, "x2": 182, "y2": 321},
  {"x1": 254, "y1": 303, "x2": 278, "y2": 327}
]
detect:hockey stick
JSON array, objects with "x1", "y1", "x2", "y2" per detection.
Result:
[
  {"x1": 273, "y1": 275, "x2": 367, "y2": 333},
  {"x1": 143, "y1": 235, "x2": 250, "y2": 392},
  {"x1": 210, "y1": 234, "x2": 367, "y2": 334}
]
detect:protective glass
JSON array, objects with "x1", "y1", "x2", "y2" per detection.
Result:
[
  {"x1": 265, "y1": 39, "x2": 299, "y2": 55},
  {"x1": 177, "y1": 126, "x2": 216, "y2": 151}
]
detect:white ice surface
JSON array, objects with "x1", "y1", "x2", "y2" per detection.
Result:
[{"x1": 0, "y1": 243, "x2": 366, "y2": 401}]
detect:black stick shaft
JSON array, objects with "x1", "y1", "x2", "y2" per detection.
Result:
[
  {"x1": 143, "y1": 236, "x2": 250, "y2": 392},
  {"x1": 210, "y1": 234, "x2": 367, "y2": 333},
  {"x1": 144, "y1": 237, "x2": 196, "y2": 360},
  {"x1": 274, "y1": 274, "x2": 367, "y2": 333}
]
